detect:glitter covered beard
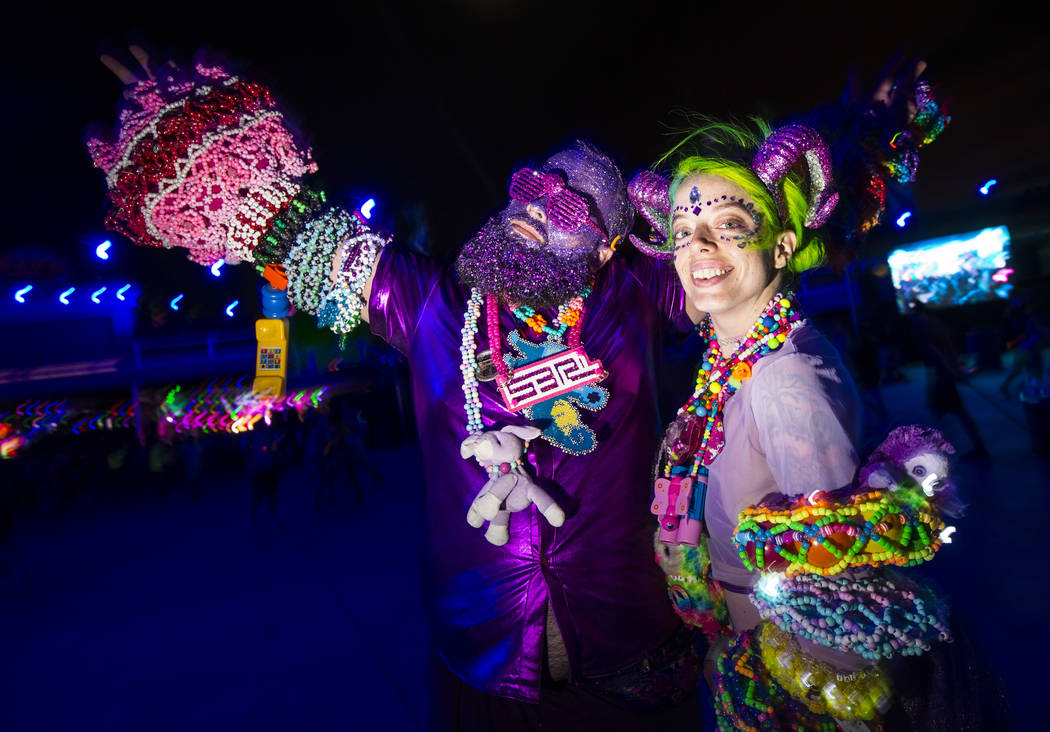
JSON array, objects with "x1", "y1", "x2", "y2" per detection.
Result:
[{"x1": 455, "y1": 216, "x2": 597, "y2": 309}]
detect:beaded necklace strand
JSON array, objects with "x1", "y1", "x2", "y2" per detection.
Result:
[
  {"x1": 664, "y1": 292, "x2": 803, "y2": 477},
  {"x1": 459, "y1": 286, "x2": 591, "y2": 435},
  {"x1": 508, "y1": 284, "x2": 591, "y2": 337},
  {"x1": 461, "y1": 289, "x2": 486, "y2": 434},
  {"x1": 486, "y1": 291, "x2": 586, "y2": 396}
]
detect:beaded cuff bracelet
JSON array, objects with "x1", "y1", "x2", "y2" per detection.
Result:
[
  {"x1": 252, "y1": 188, "x2": 328, "y2": 276},
  {"x1": 733, "y1": 488, "x2": 948, "y2": 576},
  {"x1": 315, "y1": 227, "x2": 390, "y2": 334},
  {"x1": 284, "y1": 207, "x2": 361, "y2": 315},
  {"x1": 758, "y1": 622, "x2": 892, "y2": 722},
  {"x1": 751, "y1": 568, "x2": 951, "y2": 660}
]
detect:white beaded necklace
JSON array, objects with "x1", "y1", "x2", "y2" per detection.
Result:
[{"x1": 460, "y1": 288, "x2": 485, "y2": 434}]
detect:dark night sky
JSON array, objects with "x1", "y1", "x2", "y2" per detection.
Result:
[{"x1": 3, "y1": 1, "x2": 1047, "y2": 295}]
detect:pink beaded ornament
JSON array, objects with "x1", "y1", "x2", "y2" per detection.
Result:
[{"x1": 88, "y1": 63, "x2": 317, "y2": 268}]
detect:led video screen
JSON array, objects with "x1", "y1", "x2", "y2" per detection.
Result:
[{"x1": 887, "y1": 226, "x2": 1013, "y2": 312}]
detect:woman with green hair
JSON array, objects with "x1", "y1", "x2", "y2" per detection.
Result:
[
  {"x1": 634, "y1": 100, "x2": 1009, "y2": 728},
  {"x1": 634, "y1": 117, "x2": 859, "y2": 636}
]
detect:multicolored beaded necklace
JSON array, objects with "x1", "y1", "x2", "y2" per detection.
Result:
[
  {"x1": 508, "y1": 284, "x2": 590, "y2": 337},
  {"x1": 660, "y1": 292, "x2": 803, "y2": 495},
  {"x1": 459, "y1": 284, "x2": 597, "y2": 438}
]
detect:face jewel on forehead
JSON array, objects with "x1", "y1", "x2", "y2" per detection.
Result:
[{"x1": 689, "y1": 186, "x2": 701, "y2": 204}]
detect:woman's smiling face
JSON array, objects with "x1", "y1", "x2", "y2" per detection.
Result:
[{"x1": 671, "y1": 174, "x2": 789, "y2": 333}]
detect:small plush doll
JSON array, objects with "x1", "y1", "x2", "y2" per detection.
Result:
[
  {"x1": 460, "y1": 426, "x2": 565, "y2": 545},
  {"x1": 858, "y1": 424, "x2": 962, "y2": 515}
]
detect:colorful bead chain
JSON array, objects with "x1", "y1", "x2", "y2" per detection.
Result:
[
  {"x1": 482, "y1": 455, "x2": 526, "y2": 478},
  {"x1": 758, "y1": 622, "x2": 893, "y2": 722},
  {"x1": 485, "y1": 288, "x2": 589, "y2": 394},
  {"x1": 712, "y1": 629, "x2": 837, "y2": 732},
  {"x1": 662, "y1": 293, "x2": 803, "y2": 478},
  {"x1": 733, "y1": 488, "x2": 947, "y2": 576},
  {"x1": 751, "y1": 568, "x2": 951, "y2": 660},
  {"x1": 460, "y1": 289, "x2": 486, "y2": 435},
  {"x1": 509, "y1": 284, "x2": 591, "y2": 337}
]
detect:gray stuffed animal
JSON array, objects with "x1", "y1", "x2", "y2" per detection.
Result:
[{"x1": 460, "y1": 425, "x2": 566, "y2": 545}]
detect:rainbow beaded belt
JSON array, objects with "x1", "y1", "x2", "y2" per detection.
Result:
[{"x1": 733, "y1": 488, "x2": 947, "y2": 575}]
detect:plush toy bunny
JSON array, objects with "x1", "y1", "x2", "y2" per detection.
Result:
[{"x1": 460, "y1": 425, "x2": 565, "y2": 545}]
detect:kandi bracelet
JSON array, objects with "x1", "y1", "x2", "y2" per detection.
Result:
[
  {"x1": 284, "y1": 207, "x2": 361, "y2": 315},
  {"x1": 758, "y1": 621, "x2": 892, "y2": 721},
  {"x1": 712, "y1": 629, "x2": 837, "y2": 732},
  {"x1": 751, "y1": 568, "x2": 951, "y2": 660},
  {"x1": 733, "y1": 488, "x2": 948, "y2": 575}
]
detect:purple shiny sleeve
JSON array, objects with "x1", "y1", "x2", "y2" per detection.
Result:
[
  {"x1": 626, "y1": 252, "x2": 693, "y2": 332},
  {"x1": 367, "y1": 245, "x2": 446, "y2": 354}
]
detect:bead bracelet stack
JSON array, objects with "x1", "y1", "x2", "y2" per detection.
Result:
[
  {"x1": 316, "y1": 227, "x2": 390, "y2": 334},
  {"x1": 758, "y1": 622, "x2": 892, "y2": 722},
  {"x1": 733, "y1": 488, "x2": 947, "y2": 575},
  {"x1": 252, "y1": 188, "x2": 328, "y2": 275},
  {"x1": 751, "y1": 569, "x2": 950, "y2": 660},
  {"x1": 712, "y1": 629, "x2": 837, "y2": 732},
  {"x1": 284, "y1": 207, "x2": 360, "y2": 315}
]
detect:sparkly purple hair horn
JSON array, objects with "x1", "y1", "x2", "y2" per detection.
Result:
[
  {"x1": 752, "y1": 124, "x2": 840, "y2": 228},
  {"x1": 626, "y1": 169, "x2": 674, "y2": 259}
]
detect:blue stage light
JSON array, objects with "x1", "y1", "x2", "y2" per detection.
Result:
[
  {"x1": 979, "y1": 179, "x2": 998, "y2": 196},
  {"x1": 360, "y1": 198, "x2": 376, "y2": 219},
  {"x1": 59, "y1": 287, "x2": 75, "y2": 305},
  {"x1": 116, "y1": 284, "x2": 132, "y2": 301},
  {"x1": 96, "y1": 240, "x2": 112, "y2": 260},
  {"x1": 210, "y1": 259, "x2": 225, "y2": 277},
  {"x1": 14, "y1": 285, "x2": 32, "y2": 303},
  {"x1": 225, "y1": 299, "x2": 239, "y2": 317},
  {"x1": 896, "y1": 211, "x2": 912, "y2": 228},
  {"x1": 91, "y1": 286, "x2": 107, "y2": 304},
  {"x1": 170, "y1": 293, "x2": 184, "y2": 311}
]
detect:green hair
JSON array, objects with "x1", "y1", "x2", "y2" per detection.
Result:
[{"x1": 658, "y1": 116, "x2": 826, "y2": 274}]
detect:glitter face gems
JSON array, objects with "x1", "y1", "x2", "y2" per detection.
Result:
[{"x1": 671, "y1": 175, "x2": 783, "y2": 323}]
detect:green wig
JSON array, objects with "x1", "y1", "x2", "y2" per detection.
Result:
[{"x1": 659, "y1": 117, "x2": 826, "y2": 274}]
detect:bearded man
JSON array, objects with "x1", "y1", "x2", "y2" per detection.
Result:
[
  {"x1": 90, "y1": 53, "x2": 698, "y2": 730},
  {"x1": 365, "y1": 143, "x2": 698, "y2": 727}
]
